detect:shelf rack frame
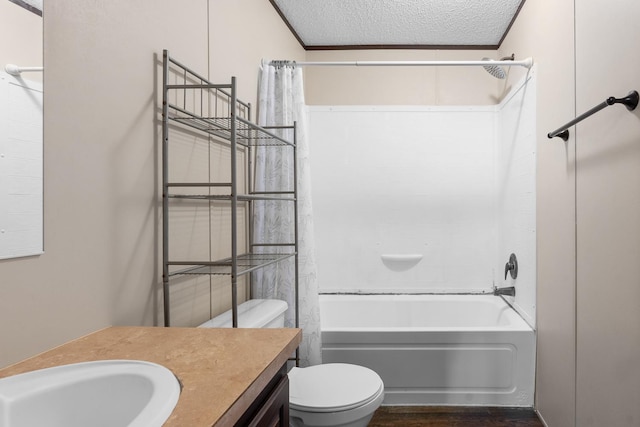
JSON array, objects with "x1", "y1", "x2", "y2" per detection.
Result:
[{"x1": 161, "y1": 50, "x2": 298, "y2": 339}]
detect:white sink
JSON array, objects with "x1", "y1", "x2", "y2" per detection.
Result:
[{"x1": 0, "y1": 360, "x2": 181, "y2": 427}]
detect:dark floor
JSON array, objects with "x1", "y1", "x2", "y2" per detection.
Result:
[{"x1": 369, "y1": 406, "x2": 544, "y2": 427}]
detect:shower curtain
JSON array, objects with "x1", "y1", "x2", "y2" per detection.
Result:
[{"x1": 253, "y1": 61, "x2": 321, "y2": 366}]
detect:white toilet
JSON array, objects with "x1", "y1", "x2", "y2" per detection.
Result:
[
  {"x1": 288, "y1": 363, "x2": 384, "y2": 427},
  {"x1": 198, "y1": 300, "x2": 384, "y2": 426}
]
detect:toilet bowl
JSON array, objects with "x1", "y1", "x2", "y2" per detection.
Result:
[{"x1": 288, "y1": 363, "x2": 384, "y2": 427}]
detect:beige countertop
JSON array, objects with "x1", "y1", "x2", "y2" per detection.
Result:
[{"x1": 0, "y1": 326, "x2": 302, "y2": 426}]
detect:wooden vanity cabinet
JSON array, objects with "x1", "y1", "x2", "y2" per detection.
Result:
[{"x1": 235, "y1": 364, "x2": 290, "y2": 427}]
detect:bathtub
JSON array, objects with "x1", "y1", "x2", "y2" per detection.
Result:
[{"x1": 320, "y1": 294, "x2": 535, "y2": 407}]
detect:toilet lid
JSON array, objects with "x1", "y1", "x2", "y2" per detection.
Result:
[{"x1": 289, "y1": 363, "x2": 384, "y2": 413}]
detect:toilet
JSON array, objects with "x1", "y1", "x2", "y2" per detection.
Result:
[
  {"x1": 288, "y1": 363, "x2": 384, "y2": 427},
  {"x1": 199, "y1": 299, "x2": 384, "y2": 427},
  {"x1": 198, "y1": 299, "x2": 288, "y2": 328}
]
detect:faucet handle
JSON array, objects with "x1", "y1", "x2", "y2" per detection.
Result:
[{"x1": 504, "y1": 253, "x2": 518, "y2": 280}]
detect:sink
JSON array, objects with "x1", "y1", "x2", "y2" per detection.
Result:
[{"x1": 0, "y1": 360, "x2": 181, "y2": 427}]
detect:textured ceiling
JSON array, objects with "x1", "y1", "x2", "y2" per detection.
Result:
[{"x1": 270, "y1": 0, "x2": 526, "y2": 50}]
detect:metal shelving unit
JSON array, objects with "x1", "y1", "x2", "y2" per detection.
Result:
[{"x1": 161, "y1": 50, "x2": 298, "y2": 330}]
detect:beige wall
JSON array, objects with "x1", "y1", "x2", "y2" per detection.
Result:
[
  {"x1": 499, "y1": 1, "x2": 577, "y2": 426},
  {"x1": 3, "y1": 4, "x2": 640, "y2": 424},
  {"x1": 574, "y1": 0, "x2": 640, "y2": 425},
  {"x1": 0, "y1": 0, "x2": 303, "y2": 368},
  {"x1": 0, "y1": 1, "x2": 42, "y2": 83},
  {"x1": 304, "y1": 49, "x2": 503, "y2": 105},
  {"x1": 504, "y1": 0, "x2": 640, "y2": 426}
]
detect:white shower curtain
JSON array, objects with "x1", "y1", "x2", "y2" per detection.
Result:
[{"x1": 253, "y1": 61, "x2": 321, "y2": 366}]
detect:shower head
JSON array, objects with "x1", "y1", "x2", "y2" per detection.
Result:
[
  {"x1": 482, "y1": 60, "x2": 506, "y2": 79},
  {"x1": 481, "y1": 54, "x2": 515, "y2": 79}
]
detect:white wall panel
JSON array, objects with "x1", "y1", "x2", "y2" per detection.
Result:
[
  {"x1": 496, "y1": 70, "x2": 537, "y2": 326},
  {"x1": 309, "y1": 75, "x2": 536, "y2": 310},
  {"x1": 309, "y1": 106, "x2": 497, "y2": 293}
]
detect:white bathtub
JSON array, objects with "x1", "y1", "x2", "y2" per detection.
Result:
[{"x1": 320, "y1": 294, "x2": 535, "y2": 407}]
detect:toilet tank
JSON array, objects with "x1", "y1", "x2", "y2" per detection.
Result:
[{"x1": 198, "y1": 299, "x2": 288, "y2": 328}]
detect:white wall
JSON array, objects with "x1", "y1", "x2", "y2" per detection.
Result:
[
  {"x1": 309, "y1": 106, "x2": 496, "y2": 294},
  {"x1": 495, "y1": 71, "x2": 537, "y2": 326},
  {"x1": 309, "y1": 74, "x2": 536, "y2": 325}
]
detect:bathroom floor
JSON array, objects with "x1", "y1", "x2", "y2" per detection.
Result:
[{"x1": 369, "y1": 406, "x2": 544, "y2": 426}]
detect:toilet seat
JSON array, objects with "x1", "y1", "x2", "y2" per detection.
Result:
[{"x1": 289, "y1": 363, "x2": 384, "y2": 413}]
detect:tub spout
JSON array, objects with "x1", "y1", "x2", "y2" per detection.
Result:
[{"x1": 494, "y1": 286, "x2": 516, "y2": 297}]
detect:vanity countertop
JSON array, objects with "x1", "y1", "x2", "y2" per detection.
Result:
[{"x1": 0, "y1": 326, "x2": 302, "y2": 426}]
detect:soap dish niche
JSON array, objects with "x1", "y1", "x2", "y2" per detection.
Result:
[{"x1": 380, "y1": 254, "x2": 423, "y2": 272}]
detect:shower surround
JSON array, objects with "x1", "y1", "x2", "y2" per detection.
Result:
[{"x1": 308, "y1": 71, "x2": 536, "y2": 326}]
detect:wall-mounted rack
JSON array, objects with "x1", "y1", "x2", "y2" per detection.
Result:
[{"x1": 548, "y1": 90, "x2": 639, "y2": 141}]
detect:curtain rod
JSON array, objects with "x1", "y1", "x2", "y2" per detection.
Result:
[
  {"x1": 5, "y1": 64, "x2": 43, "y2": 76},
  {"x1": 272, "y1": 58, "x2": 533, "y2": 69}
]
